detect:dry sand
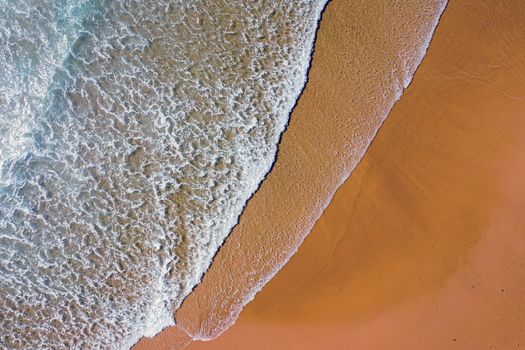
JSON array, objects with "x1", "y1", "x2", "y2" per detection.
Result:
[
  {"x1": 182, "y1": 0, "x2": 525, "y2": 349},
  {"x1": 135, "y1": 0, "x2": 525, "y2": 349},
  {"x1": 174, "y1": 0, "x2": 445, "y2": 340}
]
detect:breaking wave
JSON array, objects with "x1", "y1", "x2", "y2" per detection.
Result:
[{"x1": 0, "y1": 1, "x2": 327, "y2": 349}]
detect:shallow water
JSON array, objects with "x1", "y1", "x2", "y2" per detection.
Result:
[
  {"x1": 183, "y1": 1, "x2": 525, "y2": 348},
  {"x1": 169, "y1": 0, "x2": 447, "y2": 344},
  {"x1": 0, "y1": 1, "x2": 326, "y2": 349}
]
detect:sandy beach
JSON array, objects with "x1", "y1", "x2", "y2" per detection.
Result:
[
  {"x1": 183, "y1": 1, "x2": 525, "y2": 349},
  {"x1": 135, "y1": 0, "x2": 525, "y2": 349}
]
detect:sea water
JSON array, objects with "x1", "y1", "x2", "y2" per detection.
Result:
[{"x1": 0, "y1": 1, "x2": 327, "y2": 349}]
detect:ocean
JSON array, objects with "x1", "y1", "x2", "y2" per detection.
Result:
[{"x1": 0, "y1": 1, "x2": 327, "y2": 349}]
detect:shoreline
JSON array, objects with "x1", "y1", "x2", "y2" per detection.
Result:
[
  {"x1": 173, "y1": 0, "x2": 446, "y2": 341},
  {"x1": 186, "y1": 0, "x2": 525, "y2": 348},
  {"x1": 135, "y1": 0, "x2": 447, "y2": 348}
]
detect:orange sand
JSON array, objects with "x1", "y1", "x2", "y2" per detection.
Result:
[
  {"x1": 182, "y1": 0, "x2": 525, "y2": 349},
  {"x1": 135, "y1": 0, "x2": 525, "y2": 349},
  {"x1": 174, "y1": 0, "x2": 445, "y2": 340}
]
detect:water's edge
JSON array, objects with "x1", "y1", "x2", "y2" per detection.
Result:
[{"x1": 173, "y1": 0, "x2": 449, "y2": 344}]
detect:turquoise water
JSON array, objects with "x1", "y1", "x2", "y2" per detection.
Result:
[{"x1": 0, "y1": 1, "x2": 326, "y2": 349}]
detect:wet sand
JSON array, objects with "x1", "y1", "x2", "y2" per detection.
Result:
[
  {"x1": 135, "y1": 0, "x2": 447, "y2": 346},
  {"x1": 172, "y1": 0, "x2": 445, "y2": 341},
  {"x1": 135, "y1": 0, "x2": 525, "y2": 349},
  {"x1": 182, "y1": 0, "x2": 525, "y2": 349}
]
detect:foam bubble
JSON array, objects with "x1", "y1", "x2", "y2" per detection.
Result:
[{"x1": 0, "y1": 1, "x2": 327, "y2": 349}]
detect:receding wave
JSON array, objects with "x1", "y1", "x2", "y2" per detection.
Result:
[
  {"x1": 168, "y1": 0, "x2": 449, "y2": 343},
  {"x1": 0, "y1": 1, "x2": 327, "y2": 349}
]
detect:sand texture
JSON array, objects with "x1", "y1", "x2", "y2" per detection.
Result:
[
  {"x1": 135, "y1": 0, "x2": 448, "y2": 347},
  {"x1": 173, "y1": 0, "x2": 446, "y2": 341},
  {"x1": 183, "y1": 0, "x2": 525, "y2": 349}
]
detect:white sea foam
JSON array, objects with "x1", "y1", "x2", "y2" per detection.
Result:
[{"x1": 0, "y1": 1, "x2": 326, "y2": 349}]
